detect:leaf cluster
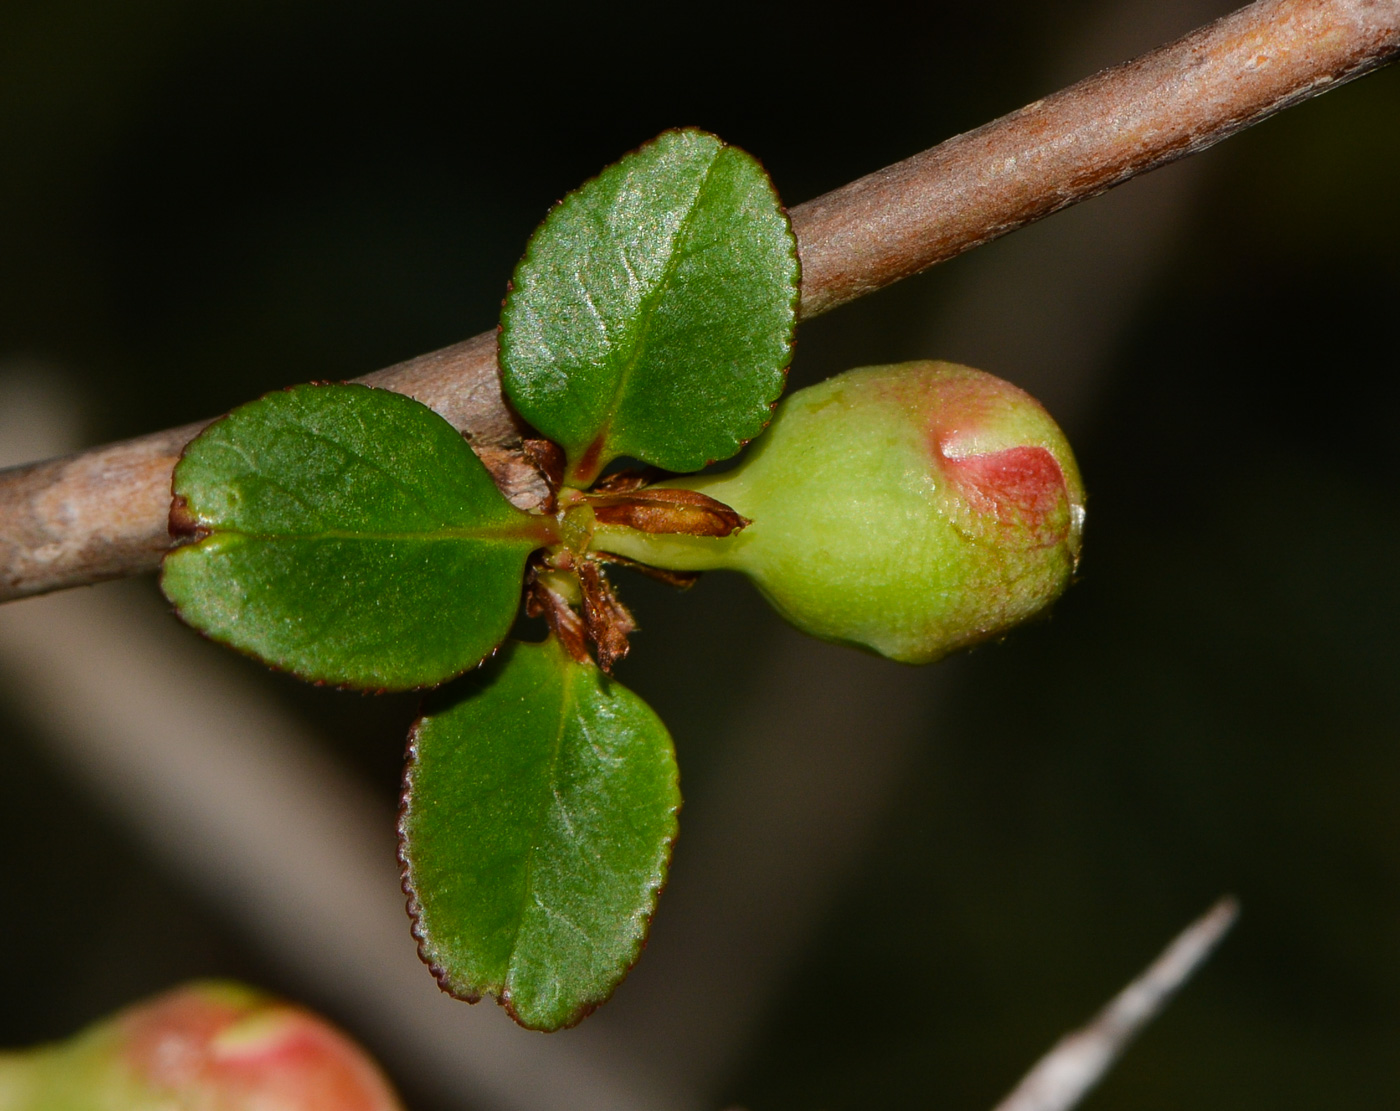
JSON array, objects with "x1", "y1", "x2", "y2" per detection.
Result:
[{"x1": 161, "y1": 129, "x2": 799, "y2": 1029}]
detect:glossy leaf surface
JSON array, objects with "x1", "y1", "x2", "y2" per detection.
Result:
[
  {"x1": 500, "y1": 128, "x2": 799, "y2": 484},
  {"x1": 162, "y1": 384, "x2": 548, "y2": 690},
  {"x1": 400, "y1": 638, "x2": 680, "y2": 1031}
]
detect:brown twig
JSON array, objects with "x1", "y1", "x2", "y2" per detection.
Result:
[
  {"x1": 2, "y1": 0, "x2": 1396, "y2": 603},
  {"x1": 792, "y1": 0, "x2": 1400, "y2": 317},
  {"x1": 721, "y1": 898, "x2": 1239, "y2": 1111}
]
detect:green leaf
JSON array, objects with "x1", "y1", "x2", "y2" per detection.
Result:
[
  {"x1": 161, "y1": 383, "x2": 550, "y2": 691},
  {"x1": 399, "y1": 638, "x2": 681, "y2": 1031},
  {"x1": 500, "y1": 128, "x2": 800, "y2": 485}
]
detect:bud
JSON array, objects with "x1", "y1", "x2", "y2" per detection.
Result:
[
  {"x1": 0, "y1": 982, "x2": 404, "y2": 1111},
  {"x1": 592, "y1": 361, "x2": 1084, "y2": 663}
]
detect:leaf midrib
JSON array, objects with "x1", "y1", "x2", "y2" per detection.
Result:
[
  {"x1": 588, "y1": 148, "x2": 724, "y2": 459},
  {"x1": 503, "y1": 657, "x2": 577, "y2": 1003}
]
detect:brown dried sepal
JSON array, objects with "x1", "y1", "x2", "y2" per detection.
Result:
[
  {"x1": 578, "y1": 561, "x2": 637, "y2": 673},
  {"x1": 525, "y1": 566, "x2": 589, "y2": 665},
  {"x1": 593, "y1": 550, "x2": 701, "y2": 591},
  {"x1": 588, "y1": 488, "x2": 749, "y2": 538},
  {"x1": 589, "y1": 469, "x2": 658, "y2": 496}
]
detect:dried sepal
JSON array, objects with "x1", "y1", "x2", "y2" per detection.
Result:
[
  {"x1": 588, "y1": 487, "x2": 749, "y2": 537},
  {"x1": 592, "y1": 550, "x2": 702, "y2": 591},
  {"x1": 578, "y1": 560, "x2": 637, "y2": 672},
  {"x1": 525, "y1": 563, "x2": 590, "y2": 665}
]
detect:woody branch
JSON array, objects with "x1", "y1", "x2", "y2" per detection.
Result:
[{"x1": 1, "y1": 0, "x2": 1396, "y2": 604}]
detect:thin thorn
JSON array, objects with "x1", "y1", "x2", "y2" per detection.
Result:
[{"x1": 991, "y1": 896, "x2": 1240, "y2": 1111}]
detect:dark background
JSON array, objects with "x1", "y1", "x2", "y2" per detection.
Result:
[{"x1": 2, "y1": 1, "x2": 1398, "y2": 1108}]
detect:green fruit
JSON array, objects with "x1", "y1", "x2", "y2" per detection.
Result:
[
  {"x1": 0, "y1": 981, "x2": 404, "y2": 1111},
  {"x1": 592, "y1": 361, "x2": 1085, "y2": 663}
]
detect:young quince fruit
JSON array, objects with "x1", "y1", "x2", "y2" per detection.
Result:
[
  {"x1": 0, "y1": 982, "x2": 404, "y2": 1111},
  {"x1": 593, "y1": 361, "x2": 1084, "y2": 663}
]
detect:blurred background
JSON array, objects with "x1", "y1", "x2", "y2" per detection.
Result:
[{"x1": 2, "y1": 1, "x2": 1398, "y2": 1108}]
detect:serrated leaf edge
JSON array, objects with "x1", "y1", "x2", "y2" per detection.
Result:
[
  {"x1": 161, "y1": 382, "x2": 542, "y2": 693},
  {"x1": 396, "y1": 643, "x2": 681, "y2": 1031},
  {"x1": 500, "y1": 128, "x2": 801, "y2": 480}
]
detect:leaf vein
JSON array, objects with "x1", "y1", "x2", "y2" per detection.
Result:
[
  {"x1": 592, "y1": 148, "x2": 724, "y2": 454},
  {"x1": 504, "y1": 660, "x2": 577, "y2": 991}
]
